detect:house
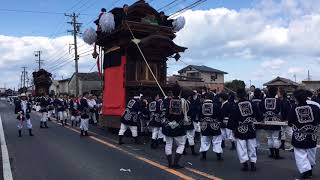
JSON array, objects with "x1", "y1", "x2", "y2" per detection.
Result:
[
  {"x1": 301, "y1": 80, "x2": 320, "y2": 92},
  {"x1": 0, "y1": 88, "x2": 5, "y2": 94},
  {"x1": 69, "y1": 72, "x2": 102, "y2": 96},
  {"x1": 58, "y1": 78, "x2": 70, "y2": 95},
  {"x1": 176, "y1": 65, "x2": 228, "y2": 92},
  {"x1": 49, "y1": 80, "x2": 59, "y2": 95},
  {"x1": 263, "y1": 76, "x2": 299, "y2": 94}
]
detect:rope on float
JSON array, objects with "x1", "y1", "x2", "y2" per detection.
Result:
[{"x1": 125, "y1": 22, "x2": 167, "y2": 98}]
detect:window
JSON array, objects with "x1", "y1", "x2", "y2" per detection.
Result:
[
  {"x1": 136, "y1": 61, "x2": 159, "y2": 81},
  {"x1": 188, "y1": 72, "x2": 200, "y2": 78},
  {"x1": 211, "y1": 73, "x2": 217, "y2": 81}
]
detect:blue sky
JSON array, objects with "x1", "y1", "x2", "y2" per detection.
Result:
[
  {"x1": 1, "y1": 0, "x2": 320, "y2": 90},
  {"x1": 0, "y1": 0, "x2": 254, "y2": 37}
]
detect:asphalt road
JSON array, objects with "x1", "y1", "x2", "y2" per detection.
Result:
[{"x1": 0, "y1": 99, "x2": 320, "y2": 180}]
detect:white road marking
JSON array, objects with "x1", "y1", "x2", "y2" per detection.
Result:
[{"x1": 0, "y1": 115, "x2": 14, "y2": 180}]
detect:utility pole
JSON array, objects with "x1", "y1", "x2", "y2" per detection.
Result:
[
  {"x1": 34, "y1": 51, "x2": 44, "y2": 70},
  {"x1": 294, "y1": 74, "x2": 297, "y2": 83},
  {"x1": 66, "y1": 12, "x2": 81, "y2": 96},
  {"x1": 26, "y1": 72, "x2": 29, "y2": 87},
  {"x1": 22, "y1": 67, "x2": 27, "y2": 91},
  {"x1": 308, "y1": 70, "x2": 310, "y2": 81},
  {"x1": 20, "y1": 72, "x2": 23, "y2": 90}
]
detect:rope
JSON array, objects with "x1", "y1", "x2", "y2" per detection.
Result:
[{"x1": 125, "y1": 22, "x2": 167, "y2": 97}]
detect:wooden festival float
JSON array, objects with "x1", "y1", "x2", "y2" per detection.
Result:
[
  {"x1": 83, "y1": 0, "x2": 187, "y2": 130},
  {"x1": 32, "y1": 69, "x2": 53, "y2": 96}
]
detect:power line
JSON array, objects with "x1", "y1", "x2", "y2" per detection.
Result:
[
  {"x1": 82, "y1": 0, "x2": 122, "y2": 28},
  {"x1": 88, "y1": 63, "x2": 96, "y2": 72},
  {"x1": 76, "y1": 0, "x2": 101, "y2": 13},
  {"x1": 158, "y1": 0, "x2": 180, "y2": 11},
  {"x1": 46, "y1": 47, "x2": 92, "y2": 71},
  {"x1": 66, "y1": 12, "x2": 82, "y2": 96},
  {"x1": 0, "y1": 8, "x2": 93, "y2": 15},
  {"x1": 162, "y1": 0, "x2": 185, "y2": 12},
  {"x1": 66, "y1": 0, "x2": 88, "y2": 12},
  {"x1": 34, "y1": 51, "x2": 44, "y2": 70},
  {"x1": 50, "y1": 53, "x2": 89, "y2": 72},
  {"x1": 170, "y1": 0, "x2": 207, "y2": 18}
]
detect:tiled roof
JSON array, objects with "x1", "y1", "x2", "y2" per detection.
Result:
[
  {"x1": 264, "y1": 76, "x2": 299, "y2": 86},
  {"x1": 178, "y1": 65, "x2": 228, "y2": 74}
]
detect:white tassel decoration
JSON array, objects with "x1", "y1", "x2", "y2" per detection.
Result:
[
  {"x1": 99, "y1": 13, "x2": 115, "y2": 33},
  {"x1": 173, "y1": 16, "x2": 186, "y2": 32},
  {"x1": 83, "y1": 27, "x2": 97, "y2": 45}
]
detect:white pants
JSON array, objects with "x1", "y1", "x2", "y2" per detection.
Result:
[
  {"x1": 236, "y1": 138, "x2": 257, "y2": 163},
  {"x1": 194, "y1": 122, "x2": 201, "y2": 133},
  {"x1": 71, "y1": 116, "x2": 80, "y2": 122},
  {"x1": 89, "y1": 111, "x2": 97, "y2": 123},
  {"x1": 118, "y1": 123, "x2": 138, "y2": 137},
  {"x1": 221, "y1": 128, "x2": 235, "y2": 141},
  {"x1": 80, "y1": 118, "x2": 89, "y2": 131},
  {"x1": 165, "y1": 136, "x2": 186, "y2": 155},
  {"x1": 158, "y1": 127, "x2": 165, "y2": 139},
  {"x1": 266, "y1": 130, "x2": 281, "y2": 149},
  {"x1": 186, "y1": 129, "x2": 195, "y2": 146},
  {"x1": 58, "y1": 111, "x2": 67, "y2": 121},
  {"x1": 17, "y1": 119, "x2": 32, "y2": 129},
  {"x1": 48, "y1": 110, "x2": 54, "y2": 118},
  {"x1": 151, "y1": 127, "x2": 161, "y2": 140},
  {"x1": 256, "y1": 129, "x2": 264, "y2": 148},
  {"x1": 294, "y1": 147, "x2": 317, "y2": 173},
  {"x1": 200, "y1": 135, "x2": 223, "y2": 153},
  {"x1": 281, "y1": 126, "x2": 293, "y2": 140},
  {"x1": 41, "y1": 112, "x2": 48, "y2": 122}
]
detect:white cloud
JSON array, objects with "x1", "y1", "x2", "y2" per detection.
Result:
[
  {"x1": 2, "y1": 0, "x2": 320, "y2": 89},
  {"x1": 288, "y1": 67, "x2": 304, "y2": 74},
  {"x1": 261, "y1": 59, "x2": 287, "y2": 69},
  {"x1": 0, "y1": 35, "x2": 94, "y2": 89}
]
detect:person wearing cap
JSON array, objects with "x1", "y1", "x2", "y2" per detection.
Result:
[
  {"x1": 288, "y1": 89, "x2": 320, "y2": 179},
  {"x1": 118, "y1": 94, "x2": 144, "y2": 145},
  {"x1": 16, "y1": 94, "x2": 34, "y2": 137},
  {"x1": 15, "y1": 93, "x2": 29, "y2": 115}
]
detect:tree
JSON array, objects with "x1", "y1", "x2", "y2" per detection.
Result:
[{"x1": 225, "y1": 80, "x2": 246, "y2": 92}]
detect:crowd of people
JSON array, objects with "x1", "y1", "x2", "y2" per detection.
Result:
[
  {"x1": 119, "y1": 86, "x2": 320, "y2": 179},
  {"x1": 14, "y1": 92, "x2": 102, "y2": 137},
  {"x1": 11, "y1": 85, "x2": 320, "y2": 179}
]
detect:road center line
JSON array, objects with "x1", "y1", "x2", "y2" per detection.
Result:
[
  {"x1": 37, "y1": 112, "x2": 221, "y2": 179},
  {"x1": 0, "y1": 115, "x2": 14, "y2": 180},
  {"x1": 62, "y1": 124, "x2": 195, "y2": 180}
]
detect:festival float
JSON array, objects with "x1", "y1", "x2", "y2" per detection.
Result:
[
  {"x1": 83, "y1": 0, "x2": 187, "y2": 130},
  {"x1": 32, "y1": 69, "x2": 53, "y2": 96}
]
